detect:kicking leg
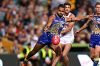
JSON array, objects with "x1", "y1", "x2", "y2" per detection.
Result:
[
  {"x1": 93, "y1": 46, "x2": 100, "y2": 66},
  {"x1": 26, "y1": 43, "x2": 45, "y2": 60}
]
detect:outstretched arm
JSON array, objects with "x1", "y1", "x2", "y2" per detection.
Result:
[
  {"x1": 75, "y1": 19, "x2": 91, "y2": 33},
  {"x1": 65, "y1": 15, "x2": 93, "y2": 22}
]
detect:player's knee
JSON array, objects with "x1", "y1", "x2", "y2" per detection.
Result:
[
  {"x1": 55, "y1": 50, "x2": 62, "y2": 56},
  {"x1": 55, "y1": 46, "x2": 62, "y2": 56}
]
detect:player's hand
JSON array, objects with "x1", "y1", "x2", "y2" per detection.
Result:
[
  {"x1": 87, "y1": 13, "x2": 94, "y2": 20},
  {"x1": 88, "y1": 14, "x2": 94, "y2": 20},
  {"x1": 66, "y1": 17, "x2": 81, "y2": 22},
  {"x1": 44, "y1": 27, "x2": 49, "y2": 32},
  {"x1": 61, "y1": 30, "x2": 66, "y2": 35},
  {"x1": 66, "y1": 18, "x2": 72, "y2": 22},
  {"x1": 64, "y1": 15, "x2": 72, "y2": 22},
  {"x1": 75, "y1": 30, "x2": 80, "y2": 35},
  {"x1": 61, "y1": 30, "x2": 64, "y2": 34},
  {"x1": 73, "y1": 17, "x2": 81, "y2": 22}
]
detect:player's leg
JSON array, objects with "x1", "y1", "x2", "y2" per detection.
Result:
[
  {"x1": 51, "y1": 36, "x2": 73, "y2": 66},
  {"x1": 61, "y1": 36, "x2": 73, "y2": 66},
  {"x1": 90, "y1": 47, "x2": 95, "y2": 66},
  {"x1": 94, "y1": 35, "x2": 100, "y2": 60},
  {"x1": 51, "y1": 44, "x2": 71, "y2": 66},
  {"x1": 51, "y1": 55, "x2": 61, "y2": 66},
  {"x1": 50, "y1": 44, "x2": 62, "y2": 66},
  {"x1": 90, "y1": 47, "x2": 95, "y2": 61},
  {"x1": 93, "y1": 46, "x2": 100, "y2": 66},
  {"x1": 90, "y1": 35, "x2": 100, "y2": 66},
  {"x1": 62, "y1": 44, "x2": 71, "y2": 66},
  {"x1": 26, "y1": 43, "x2": 45, "y2": 60},
  {"x1": 95, "y1": 46, "x2": 100, "y2": 58},
  {"x1": 26, "y1": 31, "x2": 49, "y2": 60}
]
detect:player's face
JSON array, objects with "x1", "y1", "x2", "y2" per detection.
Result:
[
  {"x1": 65, "y1": 5, "x2": 71, "y2": 14},
  {"x1": 96, "y1": 4, "x2": 100, "y2": 14},
  {"x1": 57, "y1": 7, "x2": 64, "y2": 17}
]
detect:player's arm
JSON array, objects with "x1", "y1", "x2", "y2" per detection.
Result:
[
  {"x1": 65, "y1": 14, "x2": 94, "y2": 22},
  {"x1": 74, "y1": 13, "x2": 94, "y2": 23},
  {"x1": 61, "y1": 14, "x2": 75, "y2": 34},
  {"x1": 61, "y1": 22, "x2": 74, "y2": 34},
  {"x1": 44, "y1": 15, "x2": 55, "y2": 31},
  {"x1": 64, "y1": 14, "x2": 81, "y2": 23},
  {"x1": 75, "y1": 19, "x2": 91, "y2": 33}
]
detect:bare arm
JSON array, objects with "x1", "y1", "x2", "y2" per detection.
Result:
[
  {"x1": 61, "y1": 14, "x2": 75, "y2": 34},
  {"x1": 75, "y1": 19, "x2": 91, "y2": 33},
  {"x1": 61, "y1": 22, "x2": 74, "y2": 34},
  {"x1": 65, "y1": 15, "x2": 92, "y2": 22},
  {"x1": 44, "y1": 15, "x2": 55, "y2": 31}
]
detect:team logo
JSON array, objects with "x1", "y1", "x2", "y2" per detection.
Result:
[{"x1": 49, "y1": 22, "x2": 63, "y2": 35}]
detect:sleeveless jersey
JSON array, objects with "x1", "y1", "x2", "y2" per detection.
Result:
[
  {"x1": 37, "y1": 14, "x2": 65, "y2": 45},
  {"x1": 62, "y1": 12, "x2": 74, "y2": 37},
  {"x1": 91, "y1": 16, "x2": 100, "y2": 35},
  {"x1": 49, "y1": 14, "x2": 66, "y2": 35},
  {"x1": 90, "y1": 16, "x2": 100, "y2": 48}
]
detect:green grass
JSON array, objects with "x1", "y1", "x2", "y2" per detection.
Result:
[
  {"x1": 56, "y1": 62, "x2": 62, "y2": 66},
  {"x1": 72, "y1": 43, "x2": 89, "y2": 48}
]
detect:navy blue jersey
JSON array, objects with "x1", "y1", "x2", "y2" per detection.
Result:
[
  {"x1": 37, "y1": 14, "x2": 65, "y2": 45},
  {"x1": 49, "y1": 14, "x2": 65, "y2": 35},
  {"x1": 90, "y1": 16, "x2": 100, "y2": 48},
  {"x1": 91, "y1": 16, "x2": 100, "y2": 34}
]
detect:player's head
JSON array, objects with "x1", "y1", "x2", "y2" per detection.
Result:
[
  {"x1": 57, "y1": 4, "x2": 65, "y2": 17},
  {"x1": 64, "y1": 3, "x2": 71, "y2": 14},
  {"x1": 95, "y1": 2, "x2": 100, "y2": 14}
]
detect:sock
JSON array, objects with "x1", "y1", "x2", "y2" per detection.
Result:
[{"x1": 93, "y1": 58, "x2": 99, "y2": 66}]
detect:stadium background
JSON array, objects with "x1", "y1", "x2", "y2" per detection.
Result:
[{"x1": 0, "y1": 0, "x2": 99, "y2": 66}]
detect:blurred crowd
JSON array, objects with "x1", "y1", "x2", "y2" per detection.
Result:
[{"x1": 0, "y1": 0, "x2": 99, "y2": 66}]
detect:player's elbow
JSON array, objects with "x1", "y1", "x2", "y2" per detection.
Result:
[
  {"x1": 83, "y1": 25, "x2": 87, "y2": 28},
  {"x1": 67, "y1": 29, "x2": 71, "y2": 32}
]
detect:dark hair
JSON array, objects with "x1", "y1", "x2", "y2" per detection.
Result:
[
  {"x1": 58, "y1": 4, "x2": 65, "y2": 9},
  {"x1": 64, "y1": 2, "x2": 71, "y2": 7},
  {"x1": 95, "y1": 2, "x2": 100, "y2": 7}
]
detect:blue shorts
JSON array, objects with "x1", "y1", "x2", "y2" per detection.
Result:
[
  {"x1": 37, "y1": 32, "x2": 53, "y2": 45},
  {"x1": 90, "y1": 34, "x2": 100, "y2": 48}
]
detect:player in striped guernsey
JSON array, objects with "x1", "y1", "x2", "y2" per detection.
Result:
[{"x1": 76, "y1": 2, "x2": 100, "y2": 66}]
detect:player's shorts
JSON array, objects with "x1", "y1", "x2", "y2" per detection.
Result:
[
  {"x1": 60, "y1": 35, "x2": 74, "y2": 44},
  {"x1": 90, "y1": 34, "x2": 100, "y2": 48},
  {"x1": 37, "y1": 32, "x2": 53, "y2": 45}
]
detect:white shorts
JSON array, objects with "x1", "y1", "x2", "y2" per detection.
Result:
[{"x1": 60, "y1": 36, "x2": 74, "y2": 44}]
